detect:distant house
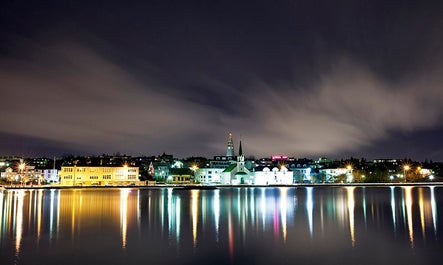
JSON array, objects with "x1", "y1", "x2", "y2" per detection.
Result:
[{"x1": 168, "y1": 168, "x2": 191, "y2": 184}]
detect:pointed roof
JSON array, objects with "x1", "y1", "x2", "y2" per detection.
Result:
[
  {"x1": 238, "y1": 140, "x2": 243, "y2": 156},
  {"x1": 223, "y1": 164, "x2": 237, "y2": 173}
]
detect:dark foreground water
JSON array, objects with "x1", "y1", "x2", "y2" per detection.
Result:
[{"x1": 1, "y1": 186, "x2": 442, "y2": 265}]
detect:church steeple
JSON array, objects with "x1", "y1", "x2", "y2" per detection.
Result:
[
  {"x1": 226, "y1": 132, "x2": 235, "y2": 157},
  {"x1": 238, "y1": 140, "x2": 243, "y2": 157},
  {"x1": 237, "y1": 140, "x2": 245, "y2": 171}
]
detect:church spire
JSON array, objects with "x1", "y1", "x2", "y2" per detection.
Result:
[
  {"x1": 226, "y1": 132, "x2": 235, "y2": 157},
  {"x1": 238, "y1": 140, "x2": 243, "y2": 157}
]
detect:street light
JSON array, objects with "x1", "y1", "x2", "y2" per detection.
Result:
[
  {"x1": 19, "y1": 162, "x2": 25, "y2": 186},
  {"x1": 346, "y1": 165, "x2": 353, "y2": 183},
  {"x1": 190, "y1": 164, "x2": 199, "y2": 183},
  {"x1": 403, "y1": 165, "x2": 410, "y2": 182}
]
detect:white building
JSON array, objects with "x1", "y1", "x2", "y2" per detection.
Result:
[
  {"x1": 44, "y1": 169, "x2": 59, "y2": 183},
  {"x1": 253, "y1": 166, "x2": 293, "y2": 185},
  {"x1": 195, "y1": 168, "x2": 223, "y2": 184},
  {"x1": 292, "y1": 167, "x2": 312, "y2": 183},
  {"x1": 319, "y1": 168, "x2": 353, "y2": 183}
]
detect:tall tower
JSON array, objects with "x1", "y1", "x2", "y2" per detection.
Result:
[
  {"x1": 237, "y1": 140, "x2": 245, "y2": 172},
  {"x1": 226, "y1": 133, "x2": 235, "y2": 157}
]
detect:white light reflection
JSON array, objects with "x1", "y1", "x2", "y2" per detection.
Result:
[
  {"x1": 49, "y1": 189, "x2": 55, "y2": 240},
  {"x1": 175, "y1": 197, "x2": 181, "y2": 243},
  {"x1": 261, "y1": 188, "x2": 266, "y2": 229},
  {"x1": 120, "y1": 189, "x2": 130, "y2": 249},
  {"x1": 390, "y1": 187, "x2": 397, "y2": 232},
  {"x1": 214, "y1": 189, "x2": 220, "y2": 242},
  {"x1": 346, "y1": 187, "x2": 355, "y2": 247},
  {"x1": 167, "y1": 188, "x2": 173, "y2": 234},
  {"x1": 404, "y1": 186, "x2": 414, "y2": 248},
  {"x1": 15, "y1": 190, "x2": 25, "y2": 258},
  {"x1": 430, "y1": 186, "x2": 438, "y2": 237},
  {"x1": 362, "y1": 187, "x2": 367, "y2": 225},
  {"x1": 279, "y1": 188, "x2": 288, "y2": 243},
  {"x1": 250, "y1": 188, "x2": 255, "y2": 228},
  {"x1": 306, "y1": 187, "x2": 314, "y2": 237}
]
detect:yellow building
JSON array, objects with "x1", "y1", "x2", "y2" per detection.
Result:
[{"x1": 59, "y1": 166, "x2": 141, "y2": 186}]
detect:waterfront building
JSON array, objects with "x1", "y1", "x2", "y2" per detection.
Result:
[
  {"x1": 44, "y1": 169, "x2": 59, "y2": 183},
  {"x1": 168, "y1": 168, "x2": 192, "y2": 184},
  {"x1": 319, "y1": 168, "x2": 353, "y2": 183},
  {"x1": 221, "y1": 141, "x2": 252, "y2": 184},
  {"x1": 291, "y1": 167, "x2": 312, "y2": 183},
  {"x1": 0, "y1": 165, "x2": 43, "y2": 184},
  {"x1": 195, "y1": 168, "x2": 223, "y2": 184},
  {"x1": 59, "y1": 165, "x2": 140, "y2": 186},
  {"x1": 252, "y1": 165, "x2": 292, "y2": 185}
]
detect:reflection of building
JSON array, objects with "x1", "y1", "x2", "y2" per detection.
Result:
[{"x1": 59, "y1": 166, "x2": 140, "y2": 186}]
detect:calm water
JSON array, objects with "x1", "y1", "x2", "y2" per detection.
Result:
[{"x1": 1, "y1": 186, "x2": 442, "y2": 265}]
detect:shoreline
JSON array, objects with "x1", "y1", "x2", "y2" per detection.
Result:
[{"x1": 2, "y1": 182, "x2": 443, "y2": 190}]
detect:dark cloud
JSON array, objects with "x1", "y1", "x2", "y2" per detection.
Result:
[{"x1": 1, "y1": 1, "x2": 443, "y2": 160}]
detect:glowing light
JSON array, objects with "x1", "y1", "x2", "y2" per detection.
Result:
[
  {"x1": 191, "y1": 190, "x2": 200, "y2": 249},
  {"x1": 175, "y1": 197, "x2": 181, "y2": 243},
  {"x1": 346, "y1": 187, "x2": 355, "y2": 247},
  {"x1": 403, "y1": 165, "x2": 410, "y2": 181},
  {"x1": 418, "y1": 189, "x2": 426, "y2": 239},
  {"x1": 214, "y1": 189, "x2": 220, "y2": 242},
  {"x1": 120, "y1": 189, "x2": 129, "y2": 249},
  {"x1": 306, "y1": 187, "x2": 314, "y2": 237},
  {"x1": 390, "y1": 187, "x2": 397, "y2": 232},
  {"x1": 49, "y1": 189, "x2": 55, "y2": 240},
  {"x1": 280, "y1": 188, "x2": 288, "y2": 243},
  {"x1": 37, "y1": 189, "x2": 43, "y2": 241},
  {"x1": 15, "y1": 190, "x2": 25, "y2": 257},
  {"x1": 404, "y1": 187, "x2": 414, "y2": 248},
  {"x1": 261, "y1": 188, "x2": 266, "y2": 228},
  {"x1": 430, "y1": 186, "x2": 438, "y2": 237}
]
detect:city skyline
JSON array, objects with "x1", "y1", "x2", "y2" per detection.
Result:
[{"x1": 1, "y1": 1, "x2": 443, "y2": 161}]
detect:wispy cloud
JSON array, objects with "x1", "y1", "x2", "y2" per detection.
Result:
[{"x1": 1, "y1": 40, "x2": 442, "y2": 159}]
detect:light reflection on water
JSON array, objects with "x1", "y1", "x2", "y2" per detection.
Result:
[{"x1": 0, "y1": 186, "x2": 442, "y2": 265}]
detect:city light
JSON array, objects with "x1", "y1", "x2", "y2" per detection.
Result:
[{"x1": 403, "y1": 164, "x2": 410, "y2": 182}]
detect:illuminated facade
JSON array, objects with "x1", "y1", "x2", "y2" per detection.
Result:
[
  {"x1": 59, "y1": 166, "x2": 140, "y2": 186},
  {"x1": 221, "y1": 141, "x2": 252, "y2": 184},
  {"x1": 195, "y1": 168, "x2": 223, "y2": 184},
  {"x1": 43, "y1": 169, "x2": 59, "y2": 183},
  {"x1": 253, "y1": 166, "x2": 293, "y2": 185}
]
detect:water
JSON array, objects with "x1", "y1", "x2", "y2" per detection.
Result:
[{"x1": 1, "y1": 186, "x2": 442, "y2": 265}]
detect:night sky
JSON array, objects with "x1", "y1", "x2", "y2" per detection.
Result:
[{"x1": 1, "y1": 0, "x2": 443, "y2": 161}]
